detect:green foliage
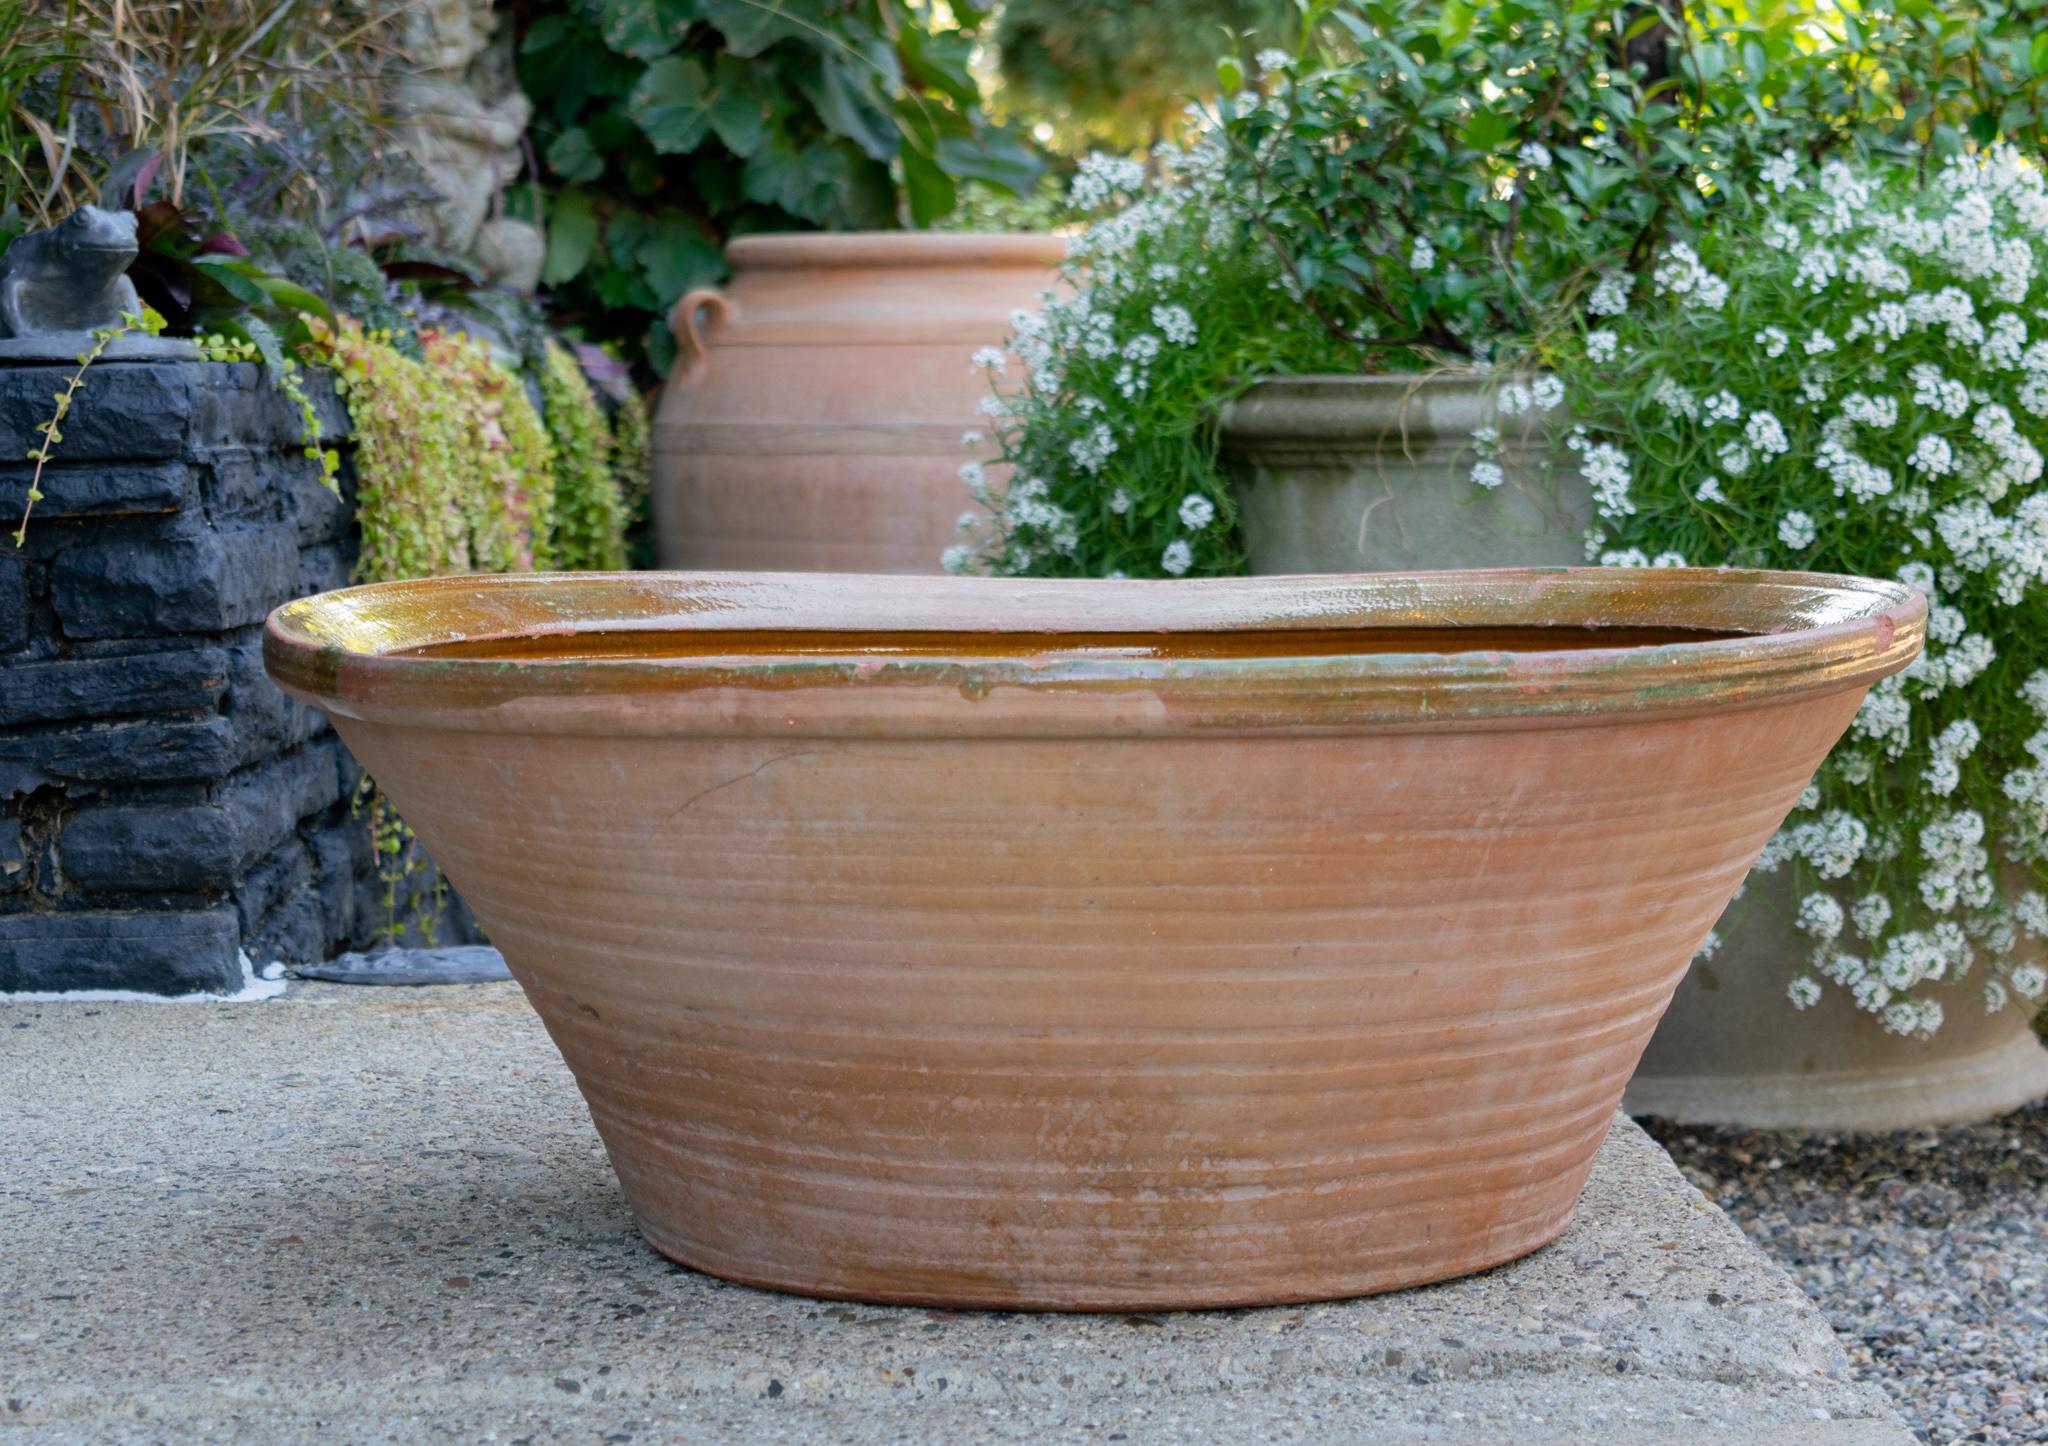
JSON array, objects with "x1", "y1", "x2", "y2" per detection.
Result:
[
  {"x1": 1547, "y1": 153, "x2": 2048, "y2": 1035},
  {"x1": 309, "y1": 317, "x2": 553, "y2": 583},
  {"x1": 511, "y1": 0, "x2": 1041, "y2": 371},
  {"x1": 540, "y1": 340, "x2": 631, "y2": 570},
  {"x1": 994, "y1": 0, "x2": 1297, "y2": 152},
  {"x1": 969, "y1": 0, "x2": 2048, "y2": 586}
]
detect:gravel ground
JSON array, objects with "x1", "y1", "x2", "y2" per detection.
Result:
[{"x1": 1645, "y1": 1103, "x2": 2048, "y2": 1445}]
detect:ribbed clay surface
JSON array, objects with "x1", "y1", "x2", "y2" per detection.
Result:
[
  {"x1": 331, "y1": 691, "x2": 1861, "y2": 1308},
  {"x1": 651, "y1": 233, "x2": 1061, "y2": 574}
]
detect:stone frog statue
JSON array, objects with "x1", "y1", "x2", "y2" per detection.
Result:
[{"x1": 0, "y1": 205, "x2": 142, "y2": 340}]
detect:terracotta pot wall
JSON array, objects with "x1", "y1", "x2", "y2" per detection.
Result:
[
  {"x1": 653, "y1": 233, "x2": 1064, "y2": 574},
  {"x1": 266, "y1": 570, "x2": 1923, "y2": 1309}
]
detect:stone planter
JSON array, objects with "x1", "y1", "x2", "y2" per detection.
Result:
[
  {"x1": 1623, "y1": 870, "x2": 2048, "y2": 1130},
  {"x1": 266, "y1": 568, "x2": 1919, "y2": 1309},
  {"x1": 652, "y1": 232, "x2": 1063, "y2": 573},
  {"x1": 1220, "y1": 373, "x2": 1587, "y2": 573},
  {"x1": 0, "y1": 358, "x2": 469, "y2": 993}
]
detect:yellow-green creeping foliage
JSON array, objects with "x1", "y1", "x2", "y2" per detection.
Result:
[{"x1": 539, "y1": 339, "x2": 628, "y2": 571}]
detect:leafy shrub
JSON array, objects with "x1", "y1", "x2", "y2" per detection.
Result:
[
  {"x1": 964, "y1": 0, "x2": 2048, "y2": 585},
  {"x1": 962, "y1": 0, "x2": 1805, "y2": 579},
  {"x1": 1549, "y1": 151, "x2": 2048, "y2": 1036},
  {"x1": 512, "y1": 0, "x2": 1041, "y2": 372}
]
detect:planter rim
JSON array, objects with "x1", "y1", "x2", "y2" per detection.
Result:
[
  {"x1": 266, "y1": 570, "x2": 1922, "y2": 739},
  {"x1": 1217, "y1": 371, "x2": 1534, "y2": 447},
  {"x1": 724, "y1": 231, "x2": 1068, "y2": 271}
]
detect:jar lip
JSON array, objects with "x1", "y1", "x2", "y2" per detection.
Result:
[
  {"x1": 724, "y1": 231, "x2": 1069, "y2": 271},
  {"x1": 264, "y1": 569, "x2": 1924, "y2": 738}
]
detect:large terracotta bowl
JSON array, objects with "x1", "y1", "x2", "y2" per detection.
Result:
[{"x1": 264, "y1": 570, "x2": 1922, "y2": 1310}]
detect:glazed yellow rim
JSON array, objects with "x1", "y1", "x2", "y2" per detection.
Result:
[{"x1": 263, "y1": 569, "x2": 1924, "y2": 737}]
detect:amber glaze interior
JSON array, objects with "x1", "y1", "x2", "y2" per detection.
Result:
[{"x1": 401, "y1": 624, "x2": 1743, "y2": 664}]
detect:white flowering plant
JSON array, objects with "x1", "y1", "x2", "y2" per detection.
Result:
[
  {"x1": 956, "y1": 0, "x2": 1834, "y2": 579},
  {"x1": 1550, "y1": 149, "x2": 2048, "y2": 1037}
]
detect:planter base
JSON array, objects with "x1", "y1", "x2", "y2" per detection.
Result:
[
  {"x1": 1625, "y1": 1021, "x2": 2048, "y2": 1132},
  {"x1": 1627, "y1": 870, "x2": 2048, "y2": 1131}
]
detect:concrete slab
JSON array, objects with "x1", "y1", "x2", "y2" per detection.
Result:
[{"x1": 0, "y1": 984, "x2": 1912, "y2": 1444}]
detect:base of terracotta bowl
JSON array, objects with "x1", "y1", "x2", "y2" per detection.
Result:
[{"x1": 625, "y1": 1198, "x2": 1586, "y2": 1312}]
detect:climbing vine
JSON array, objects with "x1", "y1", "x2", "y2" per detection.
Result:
[{"x1": 11, "y1": 306, "x2": 166, "y2": 545}]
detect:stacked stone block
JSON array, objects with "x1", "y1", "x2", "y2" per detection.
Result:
[{"x1": 0, "y1": 358, "x2": 465, "y2": 993}]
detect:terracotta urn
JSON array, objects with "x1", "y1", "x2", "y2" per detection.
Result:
[
  {"x1": 265, "y1": 568, "x2": 1921, "y2": 1310},
  {"x1": 652, "y1": 232, "x2": 1063, "y2": 573}
]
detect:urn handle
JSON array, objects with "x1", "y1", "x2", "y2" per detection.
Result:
[{"x1": 670, "y1": 288, "x2": 731, "y2": 384}]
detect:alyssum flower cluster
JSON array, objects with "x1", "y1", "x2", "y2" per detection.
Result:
[{"x1": 1549, "y1": 147, "x2": 2048, "y2": 1036}]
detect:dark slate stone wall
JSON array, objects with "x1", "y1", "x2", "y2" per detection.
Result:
[{"x1": 0, "y1": 358, "x2": 472, "y2": 993}]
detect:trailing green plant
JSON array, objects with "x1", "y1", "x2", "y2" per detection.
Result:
[
  {"x1": 509, "y1": 0, "x2": 1042, "y2": 372},
  {"x1": 196, "y1": 329, "x2": 342, "y2": 494},
  {"x1": 1544, "y1": 150, "x2": 2048, "y2": 1038},
  {"x1": 10, "y1": 304, "x2": 165, "y2": 544},
  {"x1": 306, "y1": 315, "x2": 555, "y2": 582},
  {"x1": 539, "y1": 339, "x2": 630, "y2": 570}
]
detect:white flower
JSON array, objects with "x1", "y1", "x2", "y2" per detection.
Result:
[
  {"x1": 1410, "y1": 238, "x2": 1436, "y2": 271},
  {"x1": 1471, "y1": 461, "x2": 1505, "y2": 489},
  {"x1": 1495, "y1": 381, "x2": 1532, "y2": 417},
  {"x1": 1161, "y1": 539, "x2": 1193, "y2": 576},
  {"x1": 1254, "y1": 47, "x2": 1291, "y2": 73},
  {"x1": 1068, "y1": 151, "x2": 1147, "y2": 209},
  {"x1": 941, "y1": 544, "x2": 975, "y2": 574},
  {"x1": 1762, "y1": 150, "x2": 1805, "y2": 193},
  {"x1": 1178, "y1": 493, "x2": 1216, "y2": 530},
  {"x1": 958, "y1": 460, "x2": 986, "y2": 491},
  {"x1": 1694, "y1": 930, "x2": 1722, "y2": 961},
  {"x1": 1852, "y1": 895, "x2": 1892, "y2": 939},
  {"x1": 1745, "y1": 410, "x2": 1789, "y2": 456},
  {"x1": 1652, "y1": 551, "x2": 1688, "y2": 568},
  {"x1": 1797, "y1": 892, "x2": 1846, "y2": 941},
  {"x1": 2013, "y1": 964, "x2": 2048, "y2": 999},
  {"x1": 1908, "y1": 434, "x2": 1954, "y2": 475},
  {"x1": 1787, "y1": 975, "x2": 1824, "y2": 1009},
  {"x1": 1518, "y1": 141, "x2": 1553, "y2": 170},
  {"x1": 960, "y1": 431, "x2": 983, "y2": 447},
  {"x1": 1580, "y1": 442, "x2": 1634, "y2": 518},
  {"x1": 1804, "y1": 329, "x2": 1838, "y2": 355},
  {"x1": 1779, "y1": 510, "x2": 1818, "y2": 548},
  {"x1": 1152, "y1": 304, "x2": 1197, "y2": 346},
  {"x1": 1718, "y1": 442, "x2": 1753, "y2": 476},
  {"x1": 1586, "y1": 330, "x2": 1618, "y2": 363},
  {"x1": 1755, "y1": 325, "x2": 1791, "y2": 358},
  {"x1": 1587, "y1": 270, "x2": 1633, "y2": 317},
  {"x1": 1695, "y1": 476, "x2": 1728, "y2": 505},
  {"x1": 1531, "y1": 375, "x2": 1565, "y2": 411},
  {"x1": 1108, "y1": 488, "x2": 1132, "y2": 515},
  {"x1": 970, "y1": 346, "x2": 1008, "y2": 374}
]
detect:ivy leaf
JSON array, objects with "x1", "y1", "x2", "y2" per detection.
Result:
[
  {"x1": 634, "y1": 213, "x2": 725, "y2": 304},
  {"x1": 900, "y1": 144, "x2": 956, "y2": 227},
  {"x1": 542, "y1": 189, "x2": 599, "y2": 286},
  {"x1": 741, "y1": 133, "x2": 868, "y2": 224},
  {"x1": 593, "y1": 0, "x2": 700, "y2": 60},
  {"x1": 804, "y1": 56, "x2": 898, "y2": 162},
  {"x1": 545, "y1": 127, "x2": 605, "y2": 184},
  {"x1": 629, "y1": 56, "x2": 715, "y2": 153},
  {"x1": 701, "y1": 0, "x2": 819, "y2": 58},
  {"x1": 706, "y1": 55, "x2": 770, "y2": 157}
]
